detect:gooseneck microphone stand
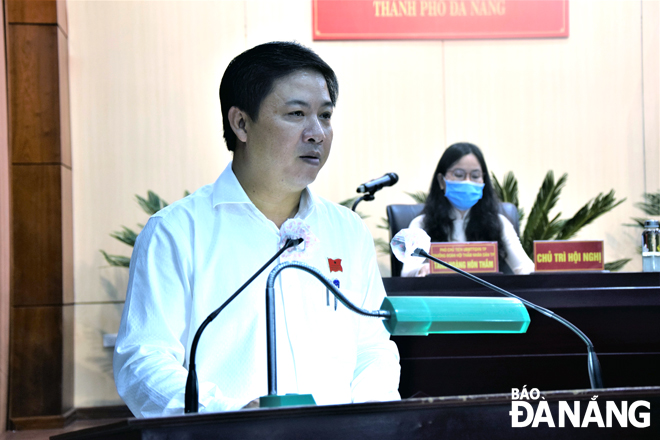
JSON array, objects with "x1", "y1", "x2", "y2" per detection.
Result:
[
  {"x1": 351, "y1": 193, "x2": 375, "y2": 212},
  {"x1": 351, "y1": 173, "x2": 399, "y2": 211},
  {"x1": 264, "y1": 261, "x2": 390, "y2": 398},
  {"x1": 412, "y1": 248, "x2": 604, "y2": 389},
  {"x1": 184, "y1": 237, "x2": 303, "y2": 414}
]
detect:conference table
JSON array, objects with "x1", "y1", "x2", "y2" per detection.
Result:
[
  {"x1": 53, "y1": 271, "x2": 660, "y2": 439},
  {"x1": 384, "y1": 271, "x2": 660, "y2": 397}
]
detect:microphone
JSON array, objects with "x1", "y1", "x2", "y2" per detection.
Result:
[
  {"x1": 390, "y1": 228, "x2": 604, "y2": 390},
  {"x1": 356, "y1": 172, "x2": 399, "y2": 194},
  {"x1": 184, "y1": 225, "x2": 305, "y2": 413},
  {"x1": 278, "y1": 218, "x2": 319, "y2": 261}
]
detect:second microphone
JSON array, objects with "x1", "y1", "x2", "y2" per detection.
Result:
[{"x1": 356, "y1": 172, "x2": 399, "y2": 194}]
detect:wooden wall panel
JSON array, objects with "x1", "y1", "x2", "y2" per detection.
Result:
[
  {"x1": 6, "y1": 0, "x2": 57, "y2": 24},
  {"x1": 6, "y1": 0, "x2": 73, "y2": 429},
  {"x1": 62, "y1": 166, "x2": 73, "y2": 304},
  {"x1": 11, "y1": 165, "x2": 68, "y2": 306},
  {"x1": 0, "y1": 0, "x2": 11, "y2": 432},
  {"x1": 10, "y1": 306, "x2": 65, "y2": 417},
  {"x1": 61, "y1": 303, "x2": 74, "y2": 411},
  {"x1": 57, "y1": 26, "x2": 70, "y2": 167},
  {"x1": 7, "y1": 25, "x2": 61, "y2": 164},
  {"x1": 8, "y1": 306, "x2": 75, "y2": 431}
]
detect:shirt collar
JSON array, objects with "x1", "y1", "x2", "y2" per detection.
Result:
[
  {"x1": 295, "y1": 187, "x2": 316, "y2": 219},
  {"x1": 212, "y1": 161, "x2": 317, "y2": 219},
  {"x1": 212, "y1": 162, "x2": 252, "y2": 206}
]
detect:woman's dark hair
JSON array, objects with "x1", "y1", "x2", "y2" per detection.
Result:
[
  {"x1": 422, "y1": 142, "x2": 506, "y2": 259},
  {"x1": 219, "y1": 41, "x2": 338, "y2": 152}
]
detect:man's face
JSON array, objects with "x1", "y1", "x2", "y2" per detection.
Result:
[{"x1": 242, "y1": 69, "x2": 333, "y2": 194}]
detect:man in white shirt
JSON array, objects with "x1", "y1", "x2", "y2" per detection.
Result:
[{"x1": 113, "y1": 41, "x2": 401, "y2": 418}]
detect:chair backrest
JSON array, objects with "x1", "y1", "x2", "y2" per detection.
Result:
[
  {"x1": 385, "y1": 202, "x2": 520, "y2": 277},
  {"x1": 499, "y1": 202, "x2": 520, "y2": 237}
]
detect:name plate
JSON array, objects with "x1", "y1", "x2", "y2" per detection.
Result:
[
  {"x1": 429, "y1": 242, "x2": 499, "y2": 274},
  {"x1": 533, "y1": 240, "x2": 604, "y2": 272}
]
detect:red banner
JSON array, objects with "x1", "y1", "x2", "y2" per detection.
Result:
[
  {"x1": 429, "y1": 242, "x2": 499, "y2": 274},
  {"x1": 533, "y1": 240, "x2": 604, "y2": 272},
  {"x1": 312, "y1": 0, "x2": 568, "y2": 40}
]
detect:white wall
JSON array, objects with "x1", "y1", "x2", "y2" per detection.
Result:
[{"x1": 67, "y1": 0, "x2": 659, "y2": 407}]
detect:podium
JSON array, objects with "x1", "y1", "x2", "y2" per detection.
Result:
[
  {"x1": 54, "y1": 272, "x2": 659, "y2": 438},
  {"x1": 52, "y1": 387, "x2": 660, "y2": 439}
]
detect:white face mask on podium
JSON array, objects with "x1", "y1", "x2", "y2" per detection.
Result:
[{"x1": 390, "y1": 228, "x2": 431, "y2": 264}]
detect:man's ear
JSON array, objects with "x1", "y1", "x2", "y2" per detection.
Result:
[{"x1": 228, "y1": 106, "x2": 249, "y2": 143}]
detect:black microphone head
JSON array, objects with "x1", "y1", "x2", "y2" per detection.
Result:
[
  {"x1": 282, "y1": 237, "x2": 304, "y2": 249},
  {"x1": 356, "y1": 172, "x2": 399, "y2": 194}
]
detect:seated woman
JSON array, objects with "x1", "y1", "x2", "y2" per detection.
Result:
[{"x1": 402, "y1": 142, "x2": 534, "y2": 277}]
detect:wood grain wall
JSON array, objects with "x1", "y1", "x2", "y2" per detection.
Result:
[{"x1": 5, "y1": 0, "x2": 73, "y2": 430}]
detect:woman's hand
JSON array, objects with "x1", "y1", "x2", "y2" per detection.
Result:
[{"x1": 416, "y1": 260, "x2": 430, "y2": 277}]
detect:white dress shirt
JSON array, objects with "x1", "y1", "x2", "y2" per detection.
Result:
[
  {"x1": 113, "y1": 162, "x2": 401, "y2": 418},
  {"x1": 401, "y1": 211, "x2": 534, "y2": 277}
]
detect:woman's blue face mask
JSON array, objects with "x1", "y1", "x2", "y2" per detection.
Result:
[{"x1": 443, "y1": 179, "x2": 485, "y2": 211}]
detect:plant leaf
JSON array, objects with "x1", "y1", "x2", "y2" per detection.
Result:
[
  {"x1": 136, "y1": 191, "x2": 168, "y2": 215},
  {"x1": 104, "y1": 189, "x2": 191, "y2": 270},
  {"x1": 625, "y1": 191, "x2": 659, "y2": 229},
  {"x1": 338, "y1": 197, "x2": 356, "y2": 209},
  {"x1": 376, "y1": 216, "x2": 390, "y2": 230},
  {"x1": 625, "y1": 217, "x2": 647, "y2": 228},
  {"x1": 491, "y1": 173, "x2": 504, "y2": 201},
  {"x1": 493, "y1": 171, "x2": 525, "y2": 224},
  {"x1": 604, "y1": 258, "x2": 631, "y2": 272},
  {"x1": 100, "y1": 250, "x2": 131, "y2": 268},
  {"x1": 491, "y1": 171, "x2": 519, "y2": 208},
  {"x1": 374, "y1": 237, "x2": 391, "y2": 256},
  {"x1": 109, "y1": 226, "x2": 139, "y2": 247},
  {"x1": 542, "y1": 212, "x2": 565, "y2": 240},
  {"x1": 405, "y1": 191, "x2": 428, "y2": 204},
  {"x1": 555, "y1": 190, "x2": 626, "y2": 240},
  {"x1": 521, "y1": 171, "x2": 567, "y2": 256},
  {"x1": 633, "y1": 191, "x2": 660, "y2": 216}
]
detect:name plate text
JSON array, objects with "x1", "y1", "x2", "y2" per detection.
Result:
[
  {"x1": 429, "y1": 242, "x2": 499, "y2": 274},
  {"x1": 533, "y1": 240, "x2": 604, "y2": 272}
]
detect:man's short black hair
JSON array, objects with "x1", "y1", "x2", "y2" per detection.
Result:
[{"x1": 219, "y1": 41, "x2": 338, "y2": 152}]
